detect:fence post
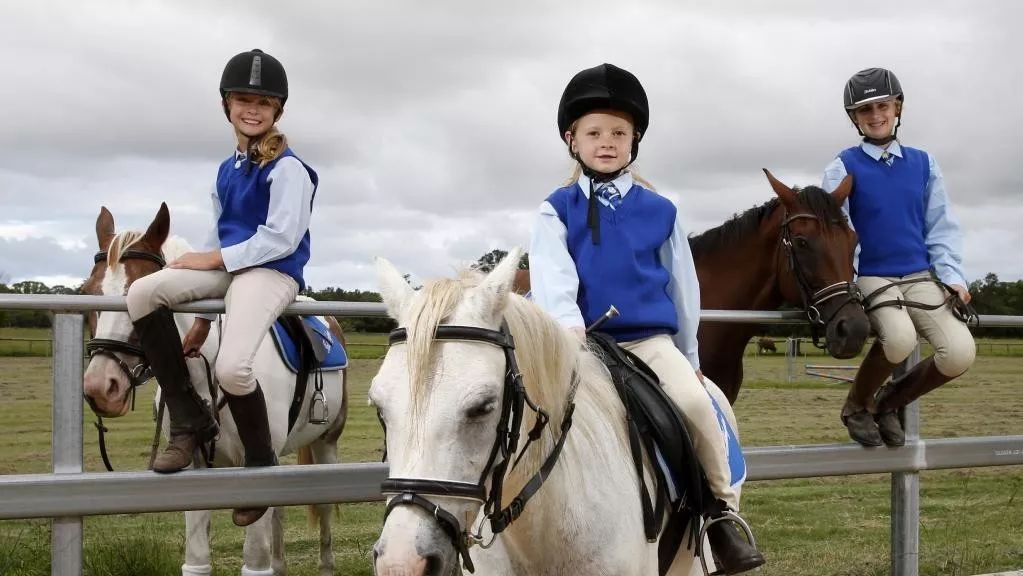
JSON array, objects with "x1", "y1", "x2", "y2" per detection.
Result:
[
  {"x1": 51, "y1": 313, "x2": 84, "y2": 576},
  {"x1": 786, "y1": 337, "x2": 797, "y2": 383},
  {"x1": 891, "y1": 344, "x2": 921, "y2": 576}
]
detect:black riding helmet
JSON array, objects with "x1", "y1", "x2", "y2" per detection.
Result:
[
  {"x1": 843, "y1": 67, "x2": 903, "y2": 142},
  {"x1": 558, "y1": 64, "x2": 649, "y2": 244},
  {"x1": 558, "y1": 63, "x2": 649, "y2": 177},
  {"x1": 220, "y1": 49, "x2": 288, "y2": 119}
]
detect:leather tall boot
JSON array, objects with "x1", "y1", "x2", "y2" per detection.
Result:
[
  {"x1": 873, "y1": 357, "x2": 955, "y2": 446},
  {"x1": 134, "y1": 307, "x2": 219, "y2": 473},
  {"x1": 224, "y1": 383, "x2": 277, "y2": 526},
  {"x1": 841, "y1": 341, "x2": 897, "y2": 447},
  {"x1": 706, "y1": 505, "x2": 766, "y2": 575}
]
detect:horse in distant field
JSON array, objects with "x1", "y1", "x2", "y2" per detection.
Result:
[
  {"x1": 756, "y1": 337, "x2": 777, "y2": 355},
  {"x1": 692, "y1": 170, "x2": 869, "y2": 403},
  {"x1": 82, "y1": 203, "x2": 347, "y2": 576},
  {"x1": 370, "y1": 249, "x2": 743, "y2": 576}
]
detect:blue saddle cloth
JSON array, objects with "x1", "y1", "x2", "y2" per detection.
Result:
[{"x1": 269, "y1": 316, "x2": 348, "y2": 373}]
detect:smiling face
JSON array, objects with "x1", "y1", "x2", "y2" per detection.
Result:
[
  {"x1": 225, "y1": 91, "x2": 281, "y2": 148},
  {"x1": 566, "y1": 109, "x2": 635, "y2": 174},
  {"x1": 851, "y1": 98, "x2": 899, "y2": 141}
]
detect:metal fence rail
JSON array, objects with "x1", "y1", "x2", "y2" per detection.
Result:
[{"x1": 0, "y1": 294, "x2": 1021, "y2": 576}]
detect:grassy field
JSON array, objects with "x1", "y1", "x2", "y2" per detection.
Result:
[{"x1": 0, "y1": 340, "x2": 1021, "y2": 575}]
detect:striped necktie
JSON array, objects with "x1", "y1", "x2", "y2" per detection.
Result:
[{"x1": 596, "y1": 182, "x2": 623, "y2": 209}]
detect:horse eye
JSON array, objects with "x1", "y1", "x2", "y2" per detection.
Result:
[
  {"x1": 795, "y1": 237, "x2": 811, "y2": 250},
  {"x1": 466, "y1": 399, "x2": 497, "y2": 420}
]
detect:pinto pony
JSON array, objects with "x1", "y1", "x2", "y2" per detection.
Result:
[{"x1": 82, "y1": 204, "x2": 347, "y2": 576}]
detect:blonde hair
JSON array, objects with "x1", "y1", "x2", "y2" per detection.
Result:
[
  {"x1": 226, "y1": 93, "x2": 289, "y2": 167},
  {"x1": 562, "y1": 118, "x2": 655, "y2": 190}
]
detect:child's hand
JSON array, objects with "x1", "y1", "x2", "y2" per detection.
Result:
[
  {"x1": 169, "y1": 250, "x2": 224, "y2": 271},
  {"x1": 950, "y1": 284, "x2": 972, "y2": 305},
  {"x1": 182, "y1": 318, "x2": 212, "y2": 358}
]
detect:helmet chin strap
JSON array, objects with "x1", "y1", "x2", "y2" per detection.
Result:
[{"x1": 570, "y1": 138, "x2": 641, "y2": 245}]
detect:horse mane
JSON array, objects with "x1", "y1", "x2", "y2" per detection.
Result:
[
  {"x1": 106, "y1": 232, "x2": 192, "y2": 267},
  {"x1": 688, "y1": 186, "x2": 844, "y2": 259},
  {"x1": 403, "y1": 270, "x2": 627, "y2": 473}
]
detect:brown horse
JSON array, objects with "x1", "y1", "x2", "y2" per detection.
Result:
[{"x1": 693, "y1": 171, "x2": 869, "y2": 403}]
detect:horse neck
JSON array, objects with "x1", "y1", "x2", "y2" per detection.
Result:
[
  {"x1": 695, "y1": 206, "x2": 786, "y2": 312},
  {"x1": 498, "y1": 354, "x2": 642, "y2": 563}
]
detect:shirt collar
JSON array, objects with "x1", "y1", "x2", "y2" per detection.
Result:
[
  {"x1": 860, "y1": 140, "x2": 903, "y2": 162},
  {"x1": 578, "y1": 171, "x2": 634, "y2": 198}
]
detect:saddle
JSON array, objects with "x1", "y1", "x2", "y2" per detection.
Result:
[
  {"x1": 587, "y1": 332, "x2": 715, "y2": 575},
  {"x1": 269, "y1": 316, "x2": 348, "y2": 432}
]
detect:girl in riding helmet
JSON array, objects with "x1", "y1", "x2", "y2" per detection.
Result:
[
  {"x1": 823, "y1": 67, "x2": 975, "y2": 447},
  {"x1": 126, "y1": 48, "x2": 317, "y2": 527},
  {"x1": 529, "y1": 63, "x2": 764, "y2": 575}
]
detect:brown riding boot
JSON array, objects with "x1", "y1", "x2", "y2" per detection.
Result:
[
  {"x1": 224, "y1": 383, "x2": 277, "y2": 527},
  {"x1": 875, "y1": 357, "x2": 955, "y2": 411},
  {"x1": 841, "y1": 341, "x2": 897, "y2": 447},
  {"x1": 707, "y1": 511, "x2": 766, "y2": 575},
  {"x1": 134, "y1": 307, "x2": 219, "y2": 473}
]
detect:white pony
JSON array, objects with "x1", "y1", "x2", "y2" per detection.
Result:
[
  {"x1": 370, "y1": 248, "x2": 742, "y2": 576},
  {"x1": 82, "y1": 205, "x2": 347, "y2": 576}
]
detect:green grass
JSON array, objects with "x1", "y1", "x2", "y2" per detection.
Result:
[{"x1": 1, "y1": 348, "x2": 1022, "y2": 575}]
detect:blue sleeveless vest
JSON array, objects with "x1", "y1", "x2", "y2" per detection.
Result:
[
  {"x1": 839, "y1": 145, "x2": 930, "y2": 277},
  {"x1": 216, "y1": 148, "x2": 318, "y2": 290},
  {"x1": 546, "y1": 183, "x2": 678, "y2": 342}
]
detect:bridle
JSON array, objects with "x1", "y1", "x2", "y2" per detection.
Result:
[
  {"x1": 780, "y1": 212, "x2": 864, "y2": 349},
  {"x1": 379, "y1": 324, "x2": 576, "y2": 573},
  {"x1": 85, "y1": 249, "x2": 167, "y2": 408}
]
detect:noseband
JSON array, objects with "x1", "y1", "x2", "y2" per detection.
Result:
[
  {"x1": 780, "y1": 212, "x2": 864, "y2": 349},
  {"x1": 85, "y1": 249, "x2": 168, "y2": 402},
  {"x1": 380, "y1": 324, "x2": 575, "y2": 573}
]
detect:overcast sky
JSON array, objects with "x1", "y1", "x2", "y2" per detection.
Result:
[{"x1": 1, "y1": 1, "x2": 1018, "y2": 291}]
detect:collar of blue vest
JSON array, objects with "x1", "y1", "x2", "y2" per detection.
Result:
[{"x1": 860, "y1": 140, "x2": 903, "y2": 162}]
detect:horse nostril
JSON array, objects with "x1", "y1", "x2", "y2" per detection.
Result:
[
  {"x1": 105, "y1": 378, "x2": 119, "y2": 399},
  {"x1": 834, "y1": 319, "x2": 848, "y2": 340},
  {"x1": 424, "y1": 553, "x2": 444, "y2": 576}
]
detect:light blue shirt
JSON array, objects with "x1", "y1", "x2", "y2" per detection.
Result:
[
  {"x1": 529, "y1": 172, "x2": 702, "y2": 370},
  {"x1": 822, "y1": 141, "x2": 968, "y2": 287}
]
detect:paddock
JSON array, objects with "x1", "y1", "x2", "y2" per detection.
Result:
[{"x1": 1, "y1": 294, "x2": 1021, "y2": 576}]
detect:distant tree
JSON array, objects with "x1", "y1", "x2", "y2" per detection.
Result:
[
  {"x1": 473, "y1": 249, "x2": 528, "y2": 273},
  {"x1": 11, "y1": 280, "x2": 50, "y2": 294}
]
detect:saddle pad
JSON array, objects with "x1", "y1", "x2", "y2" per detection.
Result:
[
  {"x1": 269, "y1": 316, "x2": 348, "y2": 373},
  {"x1": 708, "y1": 390, "x2": 746, "y2": 487}
]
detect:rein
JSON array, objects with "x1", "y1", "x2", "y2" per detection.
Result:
[
  {"x1": 379, "y1": 324, "x2": 576, "y2": 573},
  {"x1": 862, "y1": 276, "x2": 978, "y2": 324},
  {"x1": 86, "y1": 248, "x2": 220, "y2": 471},
  {"x1": 779, "y1": 212, "x2": 864, "y2": 349}
]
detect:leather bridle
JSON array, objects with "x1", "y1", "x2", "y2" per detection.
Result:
[
  {"x1": 780, "y1": 212, "x2": 864, "y2": 349},
  {"x1": 380, "y1": 324, "x2": 576, "y2": 573}
]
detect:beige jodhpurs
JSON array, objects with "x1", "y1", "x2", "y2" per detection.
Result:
[
  {"x1": 857, "y1": 271, "x2": 975, "y2": 377},
  {"x1": 126, "y1": 267, "x2": 299, "y2": 395},
  {"x1": 621, "y1": 334, "x2": 738, "y2": 509}
]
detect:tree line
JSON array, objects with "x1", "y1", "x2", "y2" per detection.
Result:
[{"x1": 2, "y1": 260, "x2": 1021, "y2": 337}]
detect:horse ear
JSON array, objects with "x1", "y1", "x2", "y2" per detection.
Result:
[
  {"x1": 831, "y1": 174, "x2": 853, "y2": 205},
  {"x1": 375, "y1": 257, "x2": 415, "y2": 321},
  {"x1": 96, "y1": 207, "x2": 115, "y2": 250},
  {"x1": 763, "y1": 168, "x2": 799, "y2": 211},
  {"x1": 475, "y1": 247, "x2": 521, "y2": 319},
  {"x1": 141, "y1": 202, "x2": 170, "y2": 248}
]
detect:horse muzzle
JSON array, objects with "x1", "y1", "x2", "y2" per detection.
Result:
[{"x1": 824, "y1": 309, "x2": 870, "y2": 359}]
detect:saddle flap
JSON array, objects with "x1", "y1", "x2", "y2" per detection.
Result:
[{"x1": 269, "y1": 316, "x2": 348, "y2": 374}]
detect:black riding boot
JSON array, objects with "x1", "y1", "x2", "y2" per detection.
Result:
[
  {"x1": 224, "y1": 383, "x2": 277, "y2": 527},
  {"x1": 134, "y1": 307, "x2": 219, "y2": 473},
  {"x1": 706, "y1": 503, "x2": 765, "y2": 575},
  {"x1": 841, "y1": 341, "x2": 897, "y2": 447}
]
